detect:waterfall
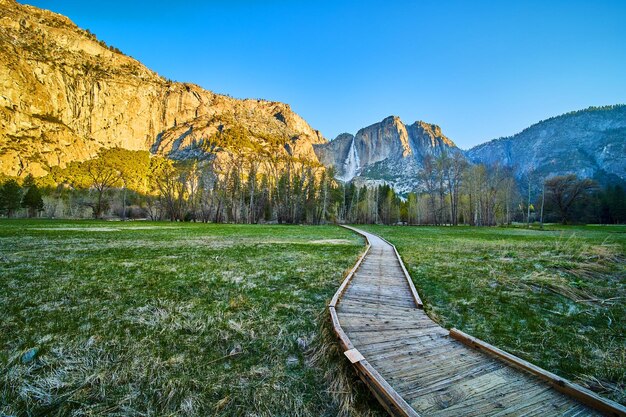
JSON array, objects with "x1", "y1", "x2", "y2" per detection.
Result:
[{"x1": 339, "y1": 137, "x2": 360, "y2": 182}]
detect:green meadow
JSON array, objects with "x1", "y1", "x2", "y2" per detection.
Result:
[
  {"x1": 1, "y1": 221, "x2": 624, "y2": 415},
  {"x1": 0, "y1": 220, "x2": 383, "y2": 417},
  {"x1": 359, "y1": 224, "x2": 626, "y2": 405}
]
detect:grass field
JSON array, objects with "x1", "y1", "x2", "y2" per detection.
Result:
[
  {"x1": 358, "y1": 224, "x2": 626, "y2": 405},
  {"x1": 2, "y1": 221, "x2": 624, "y2": 414},
  {"x1": 0, "y1": 220, "x2": 385, "y2": 417}
]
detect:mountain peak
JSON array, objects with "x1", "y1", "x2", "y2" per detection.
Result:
[
  {"x1": 411, "y1": 121, "x2": 456, "y2": 148},
  {"x1": 382, "y1": 115, "x2": 402, "y2": 123},
  {"x1": 314, "y1": 116, "x2": 459, "y2": 192},
  {"x1": 332, "y1": 133, "x2": 355, "y2": 141}
]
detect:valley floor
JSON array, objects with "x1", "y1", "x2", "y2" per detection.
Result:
[
  {"x1": 1, "y1": 221, "x2": 624, "y2": 415},
  {"x1": 358, "y1": 224, "x2": 626, "y2": 405},
  {"x1": 0, "y1": 220, "x2": 383, "y2": 416}
]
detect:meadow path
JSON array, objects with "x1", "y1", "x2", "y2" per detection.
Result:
[{"x1": 329, "y1": 226, "x2": 625, "y2": 417}]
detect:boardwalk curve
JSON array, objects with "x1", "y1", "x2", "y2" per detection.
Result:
[{"x1": 330, "y1": 226, "x2": 626, "y2": 417}]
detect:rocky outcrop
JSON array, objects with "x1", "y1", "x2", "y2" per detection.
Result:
[
  {"x1": 0, "y1": 0, "x2": 325, "y2": 177},
  {"x1": 5, "y1": 1, "x2": 622, "y2": 190},
  {"x1": 466, "y1": 105, "x2": 626, "y2": 185},
  {"x1": 314, "y1": 116, "x2": 459, "y2": 193},
  {"x1": 313, "y1": 134, "x2": 353, "y2": 175}
]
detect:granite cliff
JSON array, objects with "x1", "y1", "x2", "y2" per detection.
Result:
[
  {"x1": 467, "y1": 105, "x2": 626, "y2": 185},
  {"x1": 0, "y1": 0, "x2": 325, "y2": 177},
  {"x1": 317, "y1": 106, "x2": 625, "y2": 192},
  {"x1": 314, "y1": 116, "x2": 459, "y2": 193}
]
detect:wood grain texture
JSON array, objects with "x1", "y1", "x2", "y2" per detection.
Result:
[{"x1": 331, "y1": 226, "x2": 623, "y2": 417}]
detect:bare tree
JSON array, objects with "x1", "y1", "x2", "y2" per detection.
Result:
[
  {"x1": 441, "y1": 151, "x2": 467, "y2": 225},
  {"x1": 419, "y1": 154, "x2": 440, "y2": 224},
  {"x1": 544, "y1": 175, "x2": 597, "y2": 224},
  {"x1": 83, "y1": 158, "x2": 120, "y2": 218}
]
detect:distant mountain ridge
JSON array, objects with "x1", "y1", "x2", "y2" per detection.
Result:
[
  {"x1": 316, "y1": 106, "x2": 625, "y2": 192},
  {"x1": 466, "y1": 105, "x2": 626, "y2": 185},
  {"x1": 314, "y1": 116, "x2": 459, "y2": 193}
]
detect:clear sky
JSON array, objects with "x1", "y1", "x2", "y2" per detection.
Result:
[{"x1": 22, "y1": 0, "x2": 626, "y2": 149}]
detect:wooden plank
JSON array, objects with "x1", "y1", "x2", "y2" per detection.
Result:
[
  {"x1": 357, "y1": 359, "x2": 422, "y2": 417},
  {"x1": 450, "y1": 328, "x2": 626, "y2": 417},
  {"x1": 365, "y1": 339, "x2": 469, "y2": 366},
  {"x1": 409, "y1": 366, "x2": 541, "y2": 415},
  {"x1": 339, "y1": 318, "x2": 436, "y2": 332},
  {"x1": 341, "y1": 294, "x2": 417, "y2": 308},
  {"x1": 344, "y1": 348, "x2": 365, "y2": 363},
  {"x1": 336, "y1": 305, "x2": 421, "y2": 318},
  {"x1": 375, "y1": 234, "x2": 424, "y2": 308},
  {"x1": 347, "y1": 328, "x2": 447, "y2": 345},
  {"x1": 328, "y1": 239, "x2": 371, "y2": 308},
  {"x1": 347, "y1": 276, "x2": 407, "y2": 285},
  {"x1": 342, "y1": 324, "x2": 431, "y2": 334},
  {"x1": 399, "y1": 360, "x2": 505, "y2": 399},
  {"x1": 345, "y1": 285, "x2": 414, "y2": 299},
  {"x1": 357, "y1": 332, "x2": 450, "y2": 353},
  {"x1": 329, "y1": 306, "x2": 353, "y2": 350},
  {"x1": 334, "y1": 308, "x2": 428, "y2": 321},
  {"x1": 336, "y1": 298, "x2": 425, "y2": 315},
  {"x1": 427, "y1": 384, "x2": 552, "y2": 417},
  {"x1": 388, "y1": 350, "x2": 495, "y2": 385}
]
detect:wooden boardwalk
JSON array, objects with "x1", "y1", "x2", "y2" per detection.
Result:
[{"x1": 330, "y1": 226, "x2": 626, "y2": 417}]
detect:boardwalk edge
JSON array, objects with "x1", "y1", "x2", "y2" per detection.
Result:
[
  {"x1": 333, "y1": 225, "x2": 625, "y2": 417},
  {"x1": 450, "y1": 328, "x2": 626, "y2": 417},
  {"x1": 330, "y1": 225, "x2": 420, "y2": 417}
]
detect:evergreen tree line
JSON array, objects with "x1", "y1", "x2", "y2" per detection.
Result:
[{"x1": 0, "y1": 148, "x2": 624, "y2": 225}]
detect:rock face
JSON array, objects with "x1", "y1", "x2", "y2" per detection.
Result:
[
  {"x1": 0, "y1": 0, "x2": 325, "y2": 177},
  {"x1": 314, "y1": 116, "x2": 459, "y2": 193},
  {"x1": 4, "y1": 1, "x2": 623, "y2": 190},
  {"x1": 466, "y1": 105, "x2": 626, "y2": 185}
]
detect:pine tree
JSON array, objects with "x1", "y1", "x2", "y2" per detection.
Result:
[
  {"x1": 609, "y1": 184, "x2": 626, "y2": 223},
  {"x1": 0, "y1": 179, "x2": 23, "y2": 218},
  {"x1": 21, "y1": 176, "x2": 44, "y2": 218}
]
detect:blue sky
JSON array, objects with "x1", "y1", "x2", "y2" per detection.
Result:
[{"x1": 23, "y1": 0, "x2": 626, "y2": 149}]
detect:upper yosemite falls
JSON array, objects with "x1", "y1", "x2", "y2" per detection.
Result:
[
  {"x1": 0, "y1": 0, "x2": 624, "y2": 190},
  {"x1": 314, "y1": 116, "x2": 459, "y2": 193},
  {"x1": 318, "y1": 105, "x2": 626, "y2": 192}
]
